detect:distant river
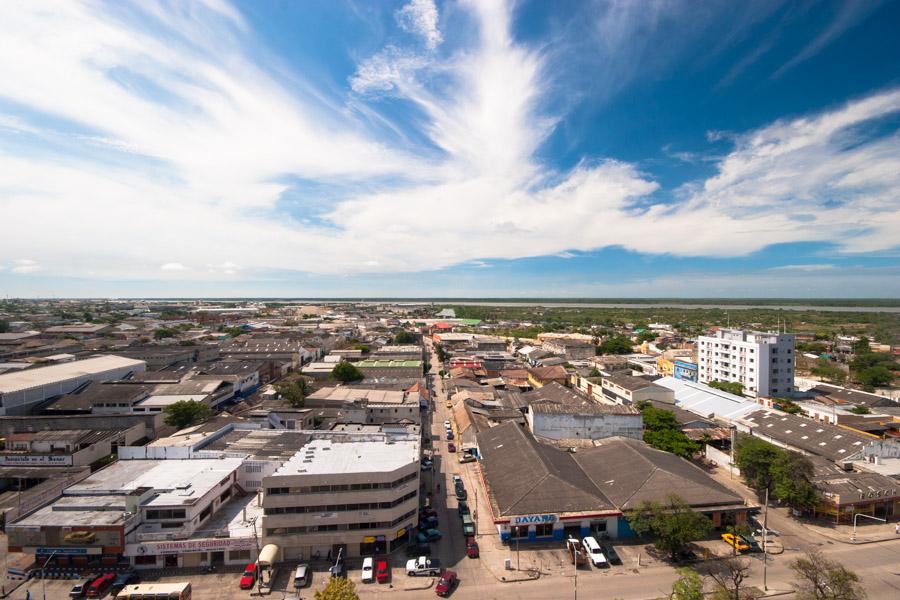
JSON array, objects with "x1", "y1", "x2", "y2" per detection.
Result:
[{"x1": 421, "y1": 301, "x2": 900, "y2": 313}]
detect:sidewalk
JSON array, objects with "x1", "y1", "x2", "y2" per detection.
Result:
[{"x1": 802, "y1": 520, "x2": 900, "y2": 544}]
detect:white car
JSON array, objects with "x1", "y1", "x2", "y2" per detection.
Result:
[
  {"x1": 444, "y1": 420, "x2": 451, "y2": 428},
  {"x1": 582, "y1": 536, "x2": 608, "y2": 568},
  {"x1": 361, "y1": 557, "x2": 374, "y2": 583}
]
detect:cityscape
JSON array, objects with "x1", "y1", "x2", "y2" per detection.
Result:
[{"x1": 2, "y1": 1, "x2": 900, "y2": 600}]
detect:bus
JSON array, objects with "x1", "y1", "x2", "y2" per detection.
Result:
[{"x1": 115, "y1": 582, "x2": 192, "y2": 600}]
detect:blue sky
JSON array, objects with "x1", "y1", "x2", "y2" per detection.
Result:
[{"x1": 1, "y1": 0, "x2": 899, "y2": 298}]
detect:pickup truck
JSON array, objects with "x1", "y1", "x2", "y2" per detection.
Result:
[{"x1": 405, "y1": 556, "x2": 442, "y2": 576}]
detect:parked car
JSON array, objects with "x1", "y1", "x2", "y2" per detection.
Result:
[
  {"x1": 582, "y1": 536, "x2": 608, "y2": 568},
  {"x1": 86, "y1": 573, "x2": 115, "y2": 598},
  {"x1": 406, "y1": 556, "x2": 442, "y2": 576},
  {"x1": 444, "y1": 420, "x2": 451, "y2": 428},
  {"x1": 293, "y1": 564, "x2": 310, "y2": 589},
  {"x1": 739, "y1": 533, "x2": 762, "y2": 553},
  {"x1": 239, "y1": 563, "x2": 258, "y2": 589},
  {"x1": 446, "y1": 430, "x2": 454, "y2": 440},
  {"x1": 452, "y1": 475, "x2": 462, "y2": 485},
  {"x1": 110, "y1": 570, "x2": 139, "y2": 594},
  {"x1": 421, "y1": 459, "x2": 434, "y2": 471},
  {"x1": 447, "y1": 442, "x2": 456, "y2": 453},
  {"x1": 419, "y1": 515, "x2": 439, "y2": 529},
  {"x1": 69, "y1": 575, "x2": 99, "y2": 598},
  {"x1": 458, "y1": 453, "x2": 475, "y2": 464},
  {"x1": 465, "y1": 536, "x2": 480, "y2": 558},
  {"x1": 421, "y1": 507, "x2": 438, "y2": 519},
  {"x1": 361, "y1": 557, "x2": 374, "y2": 583},
  {"x1": 376, "y1": 558, "x2": 391, "y2": 583},
  {"x1": 457, "y1": 501, "x2": 470, "y2": 518},
  {"x1": 417, "y1": 528, "x2": 443, "y2": 543},
  {"x1": 602, "y1": 543, "x2": 621, "y2": 565},
  {"x1": 455, "y1": 487, "x2": 467, "y2": 501},
  {"x1": 721, "y1": 533, "x2": 750, "y2": 553},
  {"x1": 445, "y1": 400, "x2": 452, "y2": 408},
  {"x1": 435, "y1": 570, "x2": 458, "y2": 597}
]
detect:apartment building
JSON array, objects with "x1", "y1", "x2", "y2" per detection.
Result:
[
  {"x1": 262, "y1": 432, "x2": 419, "y2": 560},
  {"x1": 697, "y1": 329, "x2": 795, "y2": 398}
]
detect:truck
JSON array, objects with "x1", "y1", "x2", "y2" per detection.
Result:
[
  {"x1": 567, "y1": 538, "x2": 586, "y2": 567},
  {"x1": 405, "y1": 556, "x2": 442, "y2": 576},
  {"x1": 461, "y1": 514, "x2": 475, "y2": 536}
]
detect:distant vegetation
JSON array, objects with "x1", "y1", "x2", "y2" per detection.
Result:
[
  {"x1": 332, "y1": 362, "x2": 364, "y2": 383},
  {"x1": 163, "y1": 400, "x2": 212, "y2": 429}
]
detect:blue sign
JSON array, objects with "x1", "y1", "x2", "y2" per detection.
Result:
[
  {"x1": 511, "y1": 514, "x2": 557, "y2": 525},
  {"x1": 674, "y1": 360, "x2": 698, "y2": 382},
  {"x1": 36, "y1": 547, "x2": 89, "y2": 555}
]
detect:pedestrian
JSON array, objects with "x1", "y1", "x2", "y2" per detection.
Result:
[
  {"x1": 895, "y1": 523, "x2": 899, "y2": 535},
  {"x1": 437, "y1": 483, "x2": 441, "y2": 492}
]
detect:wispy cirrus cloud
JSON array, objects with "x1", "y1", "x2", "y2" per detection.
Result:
[{"x1": 0, "y1": 0, "x2": 897, "y2": 292}]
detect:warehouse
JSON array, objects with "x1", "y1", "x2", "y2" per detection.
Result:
[{"x1": 0, "y1": 355, "x2": 147, "y2": 415}]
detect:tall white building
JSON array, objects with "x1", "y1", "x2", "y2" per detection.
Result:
[{"x1": 697, "y1": 329, "x2": 795, "y2": 398}]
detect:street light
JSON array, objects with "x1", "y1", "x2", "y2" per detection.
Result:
[
  {"x1": 40, "y1": 550, "x2": 59, "y2": 600},
  {"x1": 851, "y1": 512, "x2": 886, "y2": 541}
]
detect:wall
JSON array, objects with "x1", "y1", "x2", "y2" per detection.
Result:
[{"x1": 528, "y1": 411, "x2": 643, "y2": 441}]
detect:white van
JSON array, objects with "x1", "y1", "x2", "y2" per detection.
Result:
[
  {"x1": 293, "y1": 564, "x2": 310, "y2": 589},
  {"x1": 361, "y1": 557, "x2": 374, "y2": 583},
  {"x1": 582, "y1": 536, "x2": 608, "y2": 567}
]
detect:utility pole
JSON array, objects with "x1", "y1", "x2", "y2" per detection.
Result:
[
  {"x1": 763, "y1": 487, "x2": 769, "y2": 591},
  {"x1": 515, "y1": 527, "x2": 520, "y2": 571}
]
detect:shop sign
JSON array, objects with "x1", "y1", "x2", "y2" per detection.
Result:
[
  {"x1": 511, "y1": 514, "x2": 557, "y2": 526},
  {"x1": 0, "y1": 455, "x2": 72, "y2": 466},
  {"x1": 126, "y1": 537, "x2": 257, "y2": 556},
  {"x1": 33, "y1": 547, "x2": 101, "y2": 555}
]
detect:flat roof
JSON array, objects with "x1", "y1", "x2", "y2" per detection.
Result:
[
  {"x1": 14, "y1": 494, "x2": 133, "y2": 527},
  {"x1": 654, "y1": 376, "x2": 760, "y2": 421},
  {"x1": 356, "y1": 360, "x2": 423, "y2": 368},
  {"x1": 306, "y1": 386, "x2": 409, "y2": 405},
  {"x1": 0, "y1": 355, "x2": 147, "y2": 394},
  {"x1": 273, "y1": 435, "x2": 418, "y2": 477},
  {"x1": 67, "y1": 458, "x2": 243, "y2": 506}
]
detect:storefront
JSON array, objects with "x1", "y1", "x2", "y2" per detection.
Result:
[
  {"x1": 497, "y1": 512, "x2": 621, "y2": 543},
  {"x1": 124, "y1": 536, "x2": 259, "y2": 569}
]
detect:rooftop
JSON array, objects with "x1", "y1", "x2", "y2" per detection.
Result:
[
  {"x1": 306, "y1": 386, "x2": 409, "y2": 405},
  {"x1": 0, "y1": 355, "x2": 146, "y2": 394},
  {"x1": 654, "y1": 376, "x2": 760, "y2": 421},
  {"x1": 356, "y1": 360, "x2": 423, "y2": 368},
  {"x1": 272, "y1": 434, "x2": 418, "y2": 477},
  {"x1": 739, "y1": 409, "x2": 879, "y2": 462}
]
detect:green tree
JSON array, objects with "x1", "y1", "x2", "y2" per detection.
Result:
[
  {"x1": 332, "y1": 362, "x2": 364, "y2": 383},
  {"x1": 810, "y1": 360, "x2": 847, "y2": 385},
  {"x1": 734, "y1": 436, "x2": 782, "y2": 493},
  {"x1": 275, "y1": 378, "x2": 309, "y2": 408},
  {"x1": 849, "y1": 406, "x2": 871, "y2": 415},
  {"x1": 354, "y1": 344, "x2": 370, "y2": 353},
  {"x1": 153, "y1": 327, "x2": 177, "y2": 340},
  {"x1": 588, "y1": 367, "x2": 602, "y2": 378},
  {"x1": 772, "y1": 451, "x2": 818, "y2": 512},
  {"x1": 851, "y1": 337, "x2": 870, "y2": 355},
  {"x1": 637, "y1": 330, "x2": 657, "y2": 344},
  {"x1": 434, "y1": 343, "x2": 449, "y2": 362},
  {"x1": 638, "y1": 403, "x2": 699, "y2": 459},
  {"x1": 855, "y1": 365, "x2": 894, "y2": 391},
  {"x1": 669, "y1": 567, "x2": 704, "y2": 600},
  {"x1": 163, "y1": 400, "x2": 212, "y2": 429},
  {"x1": 315, "y1": 576, "x2": 360, "y2": 600},
  {"x1": 790, "y1": 549, "x2": 866, "y2": 600},
  {"x1": 0, "y1": 319, "x2": 9, "y2": 333},
  {"x1": 708, "y1": 380, "x2": 744, "y2": 396},
  {"x1": 394, "y1": 330, "x2": 416, "y2": 344},
  {"x1": 598, "y1": 335, "x2": 634, "y2": 355},
  {"x1": 626, "y1": 494, "x2": 712, "y2": 561}
]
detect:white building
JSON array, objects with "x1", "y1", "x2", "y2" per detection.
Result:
[
  {"x1": 0, "y1": 355, "x2": 147, "y2": 415},
  {"x1": 697, "y1": 329, "x2": 795, "y2": 398}
]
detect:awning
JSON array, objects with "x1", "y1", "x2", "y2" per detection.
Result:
[{"x1": 257, "y1": 544, "x2": 279, "y2": 567}]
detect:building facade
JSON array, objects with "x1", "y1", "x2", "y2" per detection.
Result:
[{"x1": 698, "y1": 329, "x2": 795, "y2": 397}]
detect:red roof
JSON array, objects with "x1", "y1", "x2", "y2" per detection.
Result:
[{"x1": 432, "y1": 323, "x2": 453, "y2": 329}]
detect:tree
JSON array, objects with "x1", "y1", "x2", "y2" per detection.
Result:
[
  {"x1": 790, "y1": 549, "x2": 866, "y2": 600},
  {"x1": 849, "y1": 406, "x2": 871, "y2": 415},
  {"x1": 626, "y1": 494, "x2": 712, "y2": 561},
  {"x1": 638, "y1": 403, "x2": 699, "y2": 459},
  {"x1": 153, "y1": 327, "x2": 177, "y2": 340},
  {"x1": 315, "y1": 576, "x2": 360, "y2": 600},
  {"x1": 708, "y1": 380, "x2": 744, "y2": 396},
  {"x1": 0, "y1": 319, "x2": 9, "y2": 333},
  {"x1": 637, "y1": 330, "x2": 657, "y2": 344},
  {"x1": 394, "y1": 330, "x2": 416, "y2": 344},
  {"x1": 734, "y1": 436, "x2": 782, "y2": 493},
  {"x1": 434, "y1": 343, "x2": 449, "y2": 362},
  {"x1": 669, "y1": 568, "x2": 704, "y2": 600},
  {"x1": 810, "y1": 361, "x2": 847, "y2": 385},
  {"x1": 332, "y1": 362, "x2": 364, "y2": 383},
  {"x1": 163, "y1": 400, "x2": 212, "y2": 429},
  {"x1": 275, "y1": 378, "x2": 308, "y2": 408},
  {"x1": 588, "y1": 366, "x2": 602, "y2": 378},
  {"x1": 771, "y1": 451, "x2": 818, "y2": 512},
  {"x1": 703, "y1": 557, "x2": 759, "y2": 600},
  {"x1": 851, "y1": 337, "x2": 871, "y2": 355},
  {"x1": 855, "y1": 365, "x2": 894, "y2": 391},
  {"x1": 598, "y1": 335, "x2": 634, "y2": 355}
]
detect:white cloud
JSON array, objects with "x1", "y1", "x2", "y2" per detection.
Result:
[
  {"x1": 0, "y1": 0, "x2": 898, "y2": 289},
  {"x1": 11, "y1": 259, "x2": 41, "y2": 274},
  {"x1": 160, "y1": 262, "x2": 188, "y2": 271},
  {"x1": 396, "y1": 0, "x2": 442, "y2": 50},
  {"x1": 770, "y1": 264, "x2": 837, "y2": 272}
]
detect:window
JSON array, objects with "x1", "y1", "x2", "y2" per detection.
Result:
[
  {"x1": 146, "y1": 509, "x2": 186, "y2": 520},
  {"x1": 229, "y1": 550, "x2": 252, "y2": 561},
  {"x1": 161, "y1": 522, "x2": 183, "y2": 529},
  {"x1": 535, "y1": 524, "x2": 554, "y2": 537}
]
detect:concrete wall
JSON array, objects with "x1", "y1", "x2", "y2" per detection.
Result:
[{"x1": 527, "y1": 411, "x2": 643, "y2": 441}]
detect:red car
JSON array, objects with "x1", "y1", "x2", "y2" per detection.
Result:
[
  {"x1": 435, "y1": 570, "x2": 457, "y2": 596},
  {"x1": 465, "y1": 536, "x2": 479, "y2": 558},
  {"x1": 86, "y1": 573, "x2": 115, "y2": 598},
  {"x1": 447, "y1": 442, "x2": 456, "y2": 453},
  {"x1": 239, "y1": 563, "x2": 258, "y2": 589},
  {"x1": 376, "y1": 557, "x2": 391, "y2": 583}
]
